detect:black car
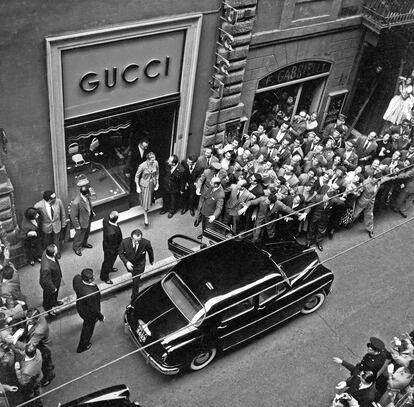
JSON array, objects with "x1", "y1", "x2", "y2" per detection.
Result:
[
  {"x1": 124, "y1": 237, "x2": 334, "y2": 375},
  {"x1": 60, "y1": 384, "x2": 141, "y2": 406}
]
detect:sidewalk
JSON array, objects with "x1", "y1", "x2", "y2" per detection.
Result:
[
  {"x1": 17, "y1": 204, "x2": 413, "y2": 313},
  {"x1": 19, "y1": 205, "x2": 198, "y2": 312}
]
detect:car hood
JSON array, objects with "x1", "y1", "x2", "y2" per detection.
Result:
[
  {"x1": 128, "y1": 283, "x2": 189, "y2": 344},
  {"x1": 277, "y1": 249, "x2": 319, "y2": 282}
]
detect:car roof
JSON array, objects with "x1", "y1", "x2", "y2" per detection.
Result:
[{"x1": 175, "y1": 240, "x2": 279, "y2": 304}]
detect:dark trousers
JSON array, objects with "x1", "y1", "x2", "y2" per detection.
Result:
[
  {"x1": 162, "y1": 191, "x2": 180, "y2": 214},
  {"x1": 77, "y1": 316, "x2": 97, "y2": 352},
  {"x1": 130, "y1": 262, "x2": 145, "y2": 302},
  {"x1": 42, "y1": 286, "x2": 59, "y2": 311},
  {"x1": 42, "y1": 231, "x2": 61, "y2": 251},
  {"x1": 24, "y1": 237, "x2": 43, "y2": 262},
  {"x1": 306, "y1": 218, "x2": 327, "y2": 245},
  {"x1": 100, "y1": 250, "x2": 117, "y2": 281},
  {"x1": 38, "y1": 343, "x2": 54, "y2": 382},
  {"x1": 182, "y1": 187, "x2": 199, "y2": 211},
  {"x1": 72, "y1": 225, "x2": 91, "y2": 251}
]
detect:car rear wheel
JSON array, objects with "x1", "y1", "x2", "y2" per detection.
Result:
[
  {"x1": 189, "y1": 347, "x2": 217, "y2": 371},
  {"x1": 300, "y1": 292, "x2": 326, "y2": 314}
]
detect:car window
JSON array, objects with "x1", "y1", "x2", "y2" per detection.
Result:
[
  {"x1": 258, "y1": 284, "x2": 286, "y2": 306},
  {"x1": 162, "y1": 273, "x2": 204, "y2": 323},
  {"x1": 221, "y1": 297, "x2": 255, "y2": 323}
]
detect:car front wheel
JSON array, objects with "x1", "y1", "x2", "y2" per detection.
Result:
[
  {"x1": 189, "y1": 347, "x2": 217, "y2": 371},
  {"x1": 300, "y1": 292, "x2": 326, "y2": 314}
]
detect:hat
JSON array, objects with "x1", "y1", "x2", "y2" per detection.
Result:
[
  {"x1": 210, "y1": 162, "x2": 222, "y2": 170},
  {"x1": 368, "y1": 337, "x2": 385, "y2": 352},
  {"x1": 338, "y1": 114, "x2": 347, "y2": 121}
]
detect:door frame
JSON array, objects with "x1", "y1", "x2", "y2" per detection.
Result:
[{"x1": 46, "y1": 14, "x2": 202, "y2": 207}]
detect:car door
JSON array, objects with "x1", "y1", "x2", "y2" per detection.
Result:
[
  {"x1": 253, "y1": 279, "x2": 299, "y2": 335},
  {"x1": 216, "y1": 296, "x2": 258, "y2": 351}
]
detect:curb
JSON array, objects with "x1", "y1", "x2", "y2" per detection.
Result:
[{"x1": 51, "y1": 256, "x2": 178, "y2": 314}]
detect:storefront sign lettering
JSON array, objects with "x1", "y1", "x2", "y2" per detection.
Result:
[
  {"x1": 258, "y1": 61, "x2": 331, "y2": 89},
  {"x1": 79, "y1": 57, "x2": 170, "y2": 92}
]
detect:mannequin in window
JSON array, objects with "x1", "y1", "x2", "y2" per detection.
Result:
[{"x1": 383, "y1": 71, "x2": 414, "y2": 125}]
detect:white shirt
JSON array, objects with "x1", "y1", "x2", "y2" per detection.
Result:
[{"x1": 45, "y1": 201, "x2": 53, "y2": 220}]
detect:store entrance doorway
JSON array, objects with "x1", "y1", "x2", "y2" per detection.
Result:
[
  {"x1": 251, "y1": 78, "x2": 326, "y2": 129},
  {"x1": 64, "y1": 101, "x2": 178, "y2": 217}
]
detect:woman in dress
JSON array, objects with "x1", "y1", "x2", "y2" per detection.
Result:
[
  {"x1": 135, "y1": 151, "x2": 159, "y2": 227},
  {"x1": 383, "y1": 73, "x2": 414, "y2": 125},
  {"x1": 20, "y1": 207, "x2": 42, "y2": 266}
]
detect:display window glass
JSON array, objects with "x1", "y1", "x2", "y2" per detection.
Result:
[{"x1": 64, "y1": 102, "x2": 178, "y2": 206}]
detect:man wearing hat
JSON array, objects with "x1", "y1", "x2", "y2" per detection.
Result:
[
  {"x1": 70, "y1": 185, "x2": 95, "y2": 256},
  {"x1": 196, "y1": 176, "x2": 225, "y2": 239},
  {"x1": 333, "y1": 337, "x2": 387, "y2": 378},
  {"x1": 73, "y1": 268, "x2": 104, "y2": 353}
]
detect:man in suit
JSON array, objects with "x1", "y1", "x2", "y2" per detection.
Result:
[
  {"x1": 23, "y1": 308, "x2": 55, "y2": 387},
  {"x1": 34, "y1": 190, "x2": 67, "y2": 255},
  {"x1": 338, "y1": 140, "x2": 359, "y2": 171},
  {"x1": 0, "y1": 264, "x2": 26, "y2": 303},
  {"x1": 125, "y1": 138, "x2": 149, "y2": 203},
  {"x1": 302, "y1": 132, "x2": 321, "y2": 156},
  {"x1": 181, "y1": 155, "x2": 203, "y2": 216},
  {"x1": 196, "y1": 177, "x2": 225, "y2": 239},
  {"x1": 118, "y1": 229, "x2": 154, "y2": 302},
  {"x1": 196, "y1": 162, "x2": 226, "y2": 197},
  {"x1": 99, "y1": 211, "x2": 122, "y2": 285},
  {"x1": 222, "y1": 179, "x2": 255, "y2": 232},
  {"x1": 197, "y1": 147, "x2": 219, "y2": 171},
  {"x1": 70, "y1": 185, "x2": 95, "y2": 256},
  {"x1": 73, "y1": 268, "x2": 104, "y2": 353},
  {"x1": 39, "y1": 244, "x2": 62, "y2": 315},
  {"x1": 239, "y1": 193, "x2": 295, "y2": 244},
  {"x1": 275, "y1": 138, "x2": 292, "y2": 167},
  {"x1": 355, "y1": 132, "x2": 378, "y2": 165},
  {"x1": 401, "y1": 143, "x2": 414, "y2": 164},
  {"x1": 273, "y1": 122, "x2": 291, "y2": 144},
  {"x1": 259, "y1": 138, "x2": 278, "y2": 161},
  {"x1": 160, "y1": 155, "x2": 185, "y2": 218},
  {"x1": 322, "y1": 113, "x2": 349, "y2": 141},
  {"x1": 393, "y1": 164, "x2": 414, "y2": 218},
  {"x1": 14, "y1": 343, "x2": 43, "y2": 402}
]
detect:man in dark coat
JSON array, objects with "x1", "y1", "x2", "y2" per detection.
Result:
[
  {"x1": 73, "y1": 268, "x2": 104, "y2": 353},
  {"x1": 39, "y1": 244, "x2": 62, "y2": 315},
  {"x1": 118, "y1": 229, "x2": 154, "y2": 303},
  {"x1": 70, "y1": 185, "x2": 95, "y2": 256},
  {"x1": 332, "y1": 336, "x2": 387, "y2": 378},
  {"x1": 99, "y1": 211, "x2": 122, "y2": 285},
  {"x1": 181, "y1": 154, "x2": 203, "y2": 216},
  {"x1": 160, "y1": 154, "x2": 185, "y2": 218},
  {"x1": 306, "y1": 190, "x2": 344, "y2": 251}
]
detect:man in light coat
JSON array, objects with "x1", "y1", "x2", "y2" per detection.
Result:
[{"x1": 34, "y1": 190, "x2": 67, "y2": 254}]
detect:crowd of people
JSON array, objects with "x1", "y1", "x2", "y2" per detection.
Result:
[
  {"x1": 152, "y1": 110, "x2": 414, "y2": 252},
  {"x1": 331, "y1": 333, "x2": 414, "y2": 407},
  {"x1": 0, "y1": 74, "x2": 414, "y2": 406}
]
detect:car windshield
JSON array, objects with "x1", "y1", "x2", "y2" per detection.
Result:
[{"x1": 162, "y1": 273, "x2": 205, "y2": 324}]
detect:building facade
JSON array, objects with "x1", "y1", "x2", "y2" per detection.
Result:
[{"x1": 1, "y1": 0, "x2": 413, "y2": 264}]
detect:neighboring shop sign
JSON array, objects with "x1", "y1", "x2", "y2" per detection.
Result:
[
  {"x1": 258, "y1": 60, "x2": 332, "y2": 89},
  {"x1": 62, "y1": 30, "x2": 185, "y2": 119},
  {"x1": 321, "y1": 89, "x2": 349, "y2": 128}
]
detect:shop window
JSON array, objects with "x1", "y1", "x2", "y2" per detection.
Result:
[{"x1": 64, "y1": 102, "x2": 178, "y2": 206}]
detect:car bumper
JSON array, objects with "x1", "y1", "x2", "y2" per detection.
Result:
[{"x1": 124, "y1": 313, "x2": 180, "y2": 376}]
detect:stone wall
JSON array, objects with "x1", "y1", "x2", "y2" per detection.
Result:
[
  {"x1": 0, "y1": 166, "x2": 25, "y2": 268},
  {"x1": 202, "y1": 0, "x2": 258, "y2": 148}
]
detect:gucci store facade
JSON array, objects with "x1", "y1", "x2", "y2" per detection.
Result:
[{"x1": 47, "y1": 15, "x2": 202, "y2": 216}]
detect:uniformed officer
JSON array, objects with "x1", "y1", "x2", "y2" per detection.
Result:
[{"x1": 332, "y1": 336, "x2": 387, "y2": 377}]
